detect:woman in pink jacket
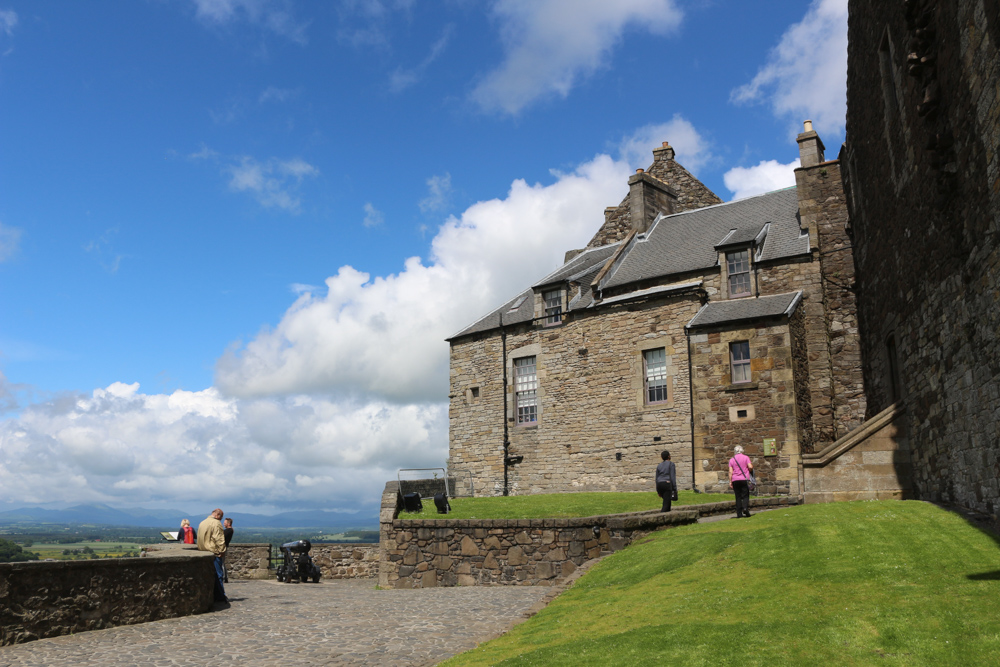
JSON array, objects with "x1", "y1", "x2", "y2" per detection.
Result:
[{"x1": 728, "y1": 445, "x2": 754, "y2": 518}]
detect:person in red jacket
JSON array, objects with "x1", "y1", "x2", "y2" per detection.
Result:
[{"x1": 178, "y1": 518, "x2": 196, "y2": 544}]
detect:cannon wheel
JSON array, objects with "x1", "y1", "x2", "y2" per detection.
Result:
[{"x1": 312, "y1": 575, "x2": 320, "y2": 583}]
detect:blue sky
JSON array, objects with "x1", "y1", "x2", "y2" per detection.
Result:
[{"x1": 0, "y1": 0, "x2": 847, "y2": 520}]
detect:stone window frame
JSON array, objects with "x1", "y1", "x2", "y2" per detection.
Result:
[
  {"x1": 507, "y1": 343, "x2": 543, "y2": 427},
  {"x1": 730, "y1": 340, "x2": 751, "y2": 384},
  {"x1": 634, "y1": 337, "x2": 674, "y2": 409},
  {"x1": 726, "y1": 249, "x2": 752, "y2": 297},
  {"x1": 513, "y1": 356, "x2": 538, "y2": 425},
  {"x1": 642, "y1": 347, "x2": 670, "y2": 405},
  {"x1": 543, "y1": 288, "x2": 563, "y2": 326},
  {"x1": 720, "y1": 246, "x2": 756, "y2": 299}
]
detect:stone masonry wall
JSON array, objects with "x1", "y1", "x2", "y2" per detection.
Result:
[
  {"x1": 226, "y1": 543, "x2": 380, "y2": 580},
  {"x1": 844, "y1": 0, "x2": 1000, "y2": 516},
  {"x1": 448, "y1": 291, "x2": 701, "y2": 497},
  {"x1": 225, "y1": 543, "x2": 272, "y2": 579},
  {"x1": 689, "y1": 321, "x2": 801, "y2": 495},
  {"x1": 0, "y1": 550, "x2": 215, "y2": 646}
]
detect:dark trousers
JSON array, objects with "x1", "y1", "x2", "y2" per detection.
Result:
[
  {"x1": 656, "y1": 481, "x2": 673, "y2": 512},
  {"x1": 213, "y1": 556, "x2": 227, "y2": 601},
  {"x1": 733, "y1": 480, "x2": 750, "y2": 517}
]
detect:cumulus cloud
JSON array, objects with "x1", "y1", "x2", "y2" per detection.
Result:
[
  {"x1": 617, "y1": 115, "x2": 713, "y2": 174},
  {"x1": 215, "y1": 152, "x2": 632, "y2": 402},
  {"x1": 0, "y1": 381, "x2": 445, "y2": 510},
  {"x1": 191, "y1": 0, "x2": 309, "y2": 45},
  {"x1": 730, "y1": 0, "x2": 847, "y2": 134},
  {"x1": 418, "y1": 173, "x2": 452, "y2": 214},
  {"x1": 226, "y1": 156, "x2": 318, "y2": 212},
  {"x1": 723, "y1": 159, "x2": 800, "y2": 200},
  {"x1": 0, "y1": 221, "x2": 21, "y2": 262},
  {"x1": 472, "y1": 0, "x2": 682, "y2": 115}
]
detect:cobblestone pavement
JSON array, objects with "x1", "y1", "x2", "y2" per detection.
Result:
[{"x1": 0, "y1": 579, "x2": 551, "y2": 667}]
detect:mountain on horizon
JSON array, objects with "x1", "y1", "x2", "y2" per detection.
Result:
[{"x1": 0, "y1": 503, "x2": 379, "y2": 530}]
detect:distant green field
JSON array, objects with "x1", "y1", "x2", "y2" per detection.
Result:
[
  {"x1": 401, "y1": 490, "x2": 730, "y2": 520},
  {"x1": 29, "y1": 541, "x2": 142, "y2": 560}
]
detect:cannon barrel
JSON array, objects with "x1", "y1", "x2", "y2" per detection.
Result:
[{"x1": 280, "y1": 539, "x2": 312, "y2": 553}]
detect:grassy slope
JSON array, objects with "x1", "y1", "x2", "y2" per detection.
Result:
[
  {"x1": 401, "y1": 491, "x2": 720, "y2": 520},
  {"x1": 442, "y1": 501, "x2": 1000, "y2": 666}
]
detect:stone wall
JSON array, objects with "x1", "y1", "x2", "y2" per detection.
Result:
[
  {"x1": 0, "y1": 549, "x2": 215, "y2": 646},
  {"x1": 226, "y1": 543, "x2": 272, "y2": 580},
  {"x1": 844, "y1": 0, "x2": 1000, "y2": 516},
  {"x1": 377, "y1": 482, "x2": 799, "y2": 588},
  {"x1": 689, "y1": 320, "x2": 801, "y2": 495},
  {"x1": 226, "y1": 543, "x2": 380, "y2": 580},
  {"x1": 448, "y1": 291, "x2": 701, "y2": 497}
]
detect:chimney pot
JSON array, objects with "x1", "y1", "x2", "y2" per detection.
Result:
[
  {"x1": 662, "y1": 142, "x2": 670, "y2": 148},
  {"x1": 636, "y1": 168, "x2": 644, "y2": 174},
  {"x1": 796, "y1": 119, "x2": 825, "y2": 167},
  {"x1": 803, "y1": 119, "x2": 814, "y2": 132}
]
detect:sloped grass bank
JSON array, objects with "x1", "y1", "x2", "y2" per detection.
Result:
[
  {"x1": 443, "y1": 501, "x2": 1000, "y2": 666},
  {"x1": 404, "y1": 490, "x2": 719, "y2": 520}
]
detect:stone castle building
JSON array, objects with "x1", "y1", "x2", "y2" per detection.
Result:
[
  {"x1": 446, "y1": 130, "x2": 866, "y2": 497},
  {"x1": 842, "y1": 0, "x2": 1000, "y2": 518}
]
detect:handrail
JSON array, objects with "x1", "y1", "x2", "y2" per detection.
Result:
[{"x1": 801, "y1": 403, "x2": 904, "y2": 467}]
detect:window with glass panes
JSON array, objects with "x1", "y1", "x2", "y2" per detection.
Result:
[
  {"x1": 643, "y1": 348, "x2": 669, "y2": 404},
  {"x1": 514, "y1": 356, "x2": 538, "y2": 424},
  {"x1": 730, "y1": 341, "x2": 751, "y2": 383},
  {"x1": 727, "y1": 249, "x2": 751, "y2": 297},
  {"x1": 543, "y1": 289, "x2": 562, "y2": 325}
]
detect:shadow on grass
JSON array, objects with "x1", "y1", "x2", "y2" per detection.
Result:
[{"x1": 966, "y1": 571, "x2": 1000, "y2": 580}]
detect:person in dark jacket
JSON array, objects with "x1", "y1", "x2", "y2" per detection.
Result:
[
  {"x1": 222, "y1": 518, "x2": 234, "y2": 583},
  {"x1": 655, "y1": 450, "x2": 678, "y2": 512}
]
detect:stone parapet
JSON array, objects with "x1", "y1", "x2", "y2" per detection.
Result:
[
  {"x1": 226, "y1": 543, "x2": 272, "y2": 580},
  {"x1": 0, "y1": 548, "x2": 215, "y2": 646}
]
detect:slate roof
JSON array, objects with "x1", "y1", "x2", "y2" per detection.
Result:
[
  {"x1": 448, "y1": 243, "x2": 620, "y2": 340},
  {"x1": 686, "y1": 291, "x2": 803, "y2": 329},
  {"x1": 601, "y1": 187, "x2": 809, "y2": 290}
]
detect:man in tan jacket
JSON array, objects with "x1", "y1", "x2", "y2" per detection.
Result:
[{"x1": 197, "y1": 508, "x2": 228, "y2": 602}]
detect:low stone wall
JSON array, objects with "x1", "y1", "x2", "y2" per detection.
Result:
[
  {"x1": 378, "y1": 481, "x2": 797, "y2": 589},
  {"x1": 225, "y1": 543, "x2": 380, "y2": 580},
  {"x1": 802, "y1": 403, "x2": 911, "y2": 503},
  {"x1": 226, "y1": 543, "x2": 272, "y2": 580},
  {"x1": 312, "y1": 544, "x2": 379, "y2": 579},
  {"x1": 0, "y1": 547, "x2": 215, "y2": 646}
]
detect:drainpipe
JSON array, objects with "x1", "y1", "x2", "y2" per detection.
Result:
[
  {"x1": 686, "y1": 325, "x2": 697, "y2": 493},
  {"x1": 500, "y1": 313, "x2": 510, "y2": 496}
]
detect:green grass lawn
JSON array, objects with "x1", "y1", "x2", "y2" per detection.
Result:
[
  {"x1": 402, "y1": 490, "x2": 729, "y2": 520},
  {"x1": 442, "y1": 500, "x2": 1000, "y2": 666}
]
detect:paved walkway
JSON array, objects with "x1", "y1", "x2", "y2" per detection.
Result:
[{"x1": 0, "y1": 579, "x2": 550, "y2": 667}]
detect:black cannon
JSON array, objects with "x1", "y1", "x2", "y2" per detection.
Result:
[{"x1": 276, "y1": 539, "x2": 322, "y2": 584}]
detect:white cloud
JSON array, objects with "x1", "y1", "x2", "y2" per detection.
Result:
[
  {"x1": 418, "y1": 173, "x2": 452, "y2": 214},
  {"x1": 472, "y1": 0, "x2": 683, "y2": 115},
  {"x1": 723, "y1": 159, "x2": 800, "y2": 200},
  {"x1": 362, "y1": 202, "x2": 384, "y2": 228},
  {"x1": 215, "y1": 152, "x2": 631, "y2": 402},
  {"x1": 730, "y1": 0, "x2": 847, "y2": 135},
  {"x1": 0, "y1": 9, "x2": 17, "y2": 37},
  {"x1": 83, "y1": 227, "x2": 125, "y2": 274},
  {"x1": 226, "y1": 156, "x2": 318, "y2": 212},
  {"x1": 336, "y1": 0, "x2": 414, "y2": 49},
  {"x1": 0, "y1": 221, "x2": 21, "y2": 262},
  {"x1": 389, "y1": 25, "x2": 453, "y2": 93},
  {"x1": 191, "y1": 0, "x2": 308, "y2": 45},
  {"x1": 617, "y1": 115, "x2": 713, "y2": 173},
  {"x1": 0, "y1": 382, "x2": 446, "y2": 511}
]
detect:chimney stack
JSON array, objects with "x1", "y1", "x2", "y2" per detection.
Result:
[
  {"x1": 652, "y1": 141, "x2": 675, "y2": 162},
  {"x1": 628, "y1": 170, "x2": 678, "y2": 234},
  {"x1": 796, "y1": 119, "x2": 826, "y2": 167}
]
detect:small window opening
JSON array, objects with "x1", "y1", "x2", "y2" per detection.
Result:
[
  {"x1": 737, "y1": 409, "x2": 748, "y2": 418},
  {"x1": 731, "y1": 341, "x2": 751, "y2": 384},
  {"x1": 727, "y1": 250, "x2": 751, "y2": 297},
  {"x1": 470, "y1": 387, "x2": 480, "y2": 399},
  {"x1": 543, "y1": 289, "x2": 562, "y2": 325}
]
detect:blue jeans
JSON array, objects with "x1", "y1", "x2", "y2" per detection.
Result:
[{"x1": 213, "y1": 556, "x2": 227, "y2": 601}]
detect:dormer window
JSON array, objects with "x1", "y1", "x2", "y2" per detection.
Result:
[
  {"x1": 727, "y1": 250, "x2": 751, "y2": 297},
  {"x1": 543, "y1": 289, "x2": 563, "y2": 325}
]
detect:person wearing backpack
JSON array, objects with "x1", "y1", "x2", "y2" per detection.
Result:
[{"x1": 728, "y1": 445, "x2": 754, "y2": 518}]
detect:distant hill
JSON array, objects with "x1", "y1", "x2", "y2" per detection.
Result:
[{"x1": 0, "y1": 503, "x2": 378, "y2": 531}]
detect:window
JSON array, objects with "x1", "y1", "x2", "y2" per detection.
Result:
[
  {"x1": 643, "y1": 348, "x2": 669, "y2": 404},
  {"x1": 730, "y1": 341, "x2": 751, "y2": 384},
  {"x1": 543, "y1": 289, "x2": 562, "y2": 325},
  {"x1": 514, "y1": 356, "x2": 538, "y2": 424},
  {"x1": 727, "y1": 250, "x2": 751, "y2": 297}
]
